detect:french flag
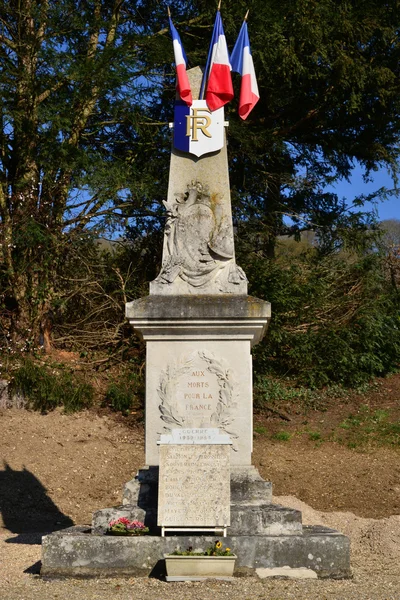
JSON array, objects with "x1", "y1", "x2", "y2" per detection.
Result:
[
  {"x1": 204, "y1": 11, "x2": 234, "y2": 112},
  {"x1": 230, "y1": 20, "x2": 259, "y2": 120},
  {"x1": 169, "y1": 17, "x2": 192, "y2": 106}
]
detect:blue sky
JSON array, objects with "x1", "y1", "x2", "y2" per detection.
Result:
[{"x1": 329, "y1": 165, "x2": 400, "y2": 222}]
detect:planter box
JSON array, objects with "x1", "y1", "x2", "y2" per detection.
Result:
[{"x1": 164, "y1": 554, "x2": 236, "y2": 581}]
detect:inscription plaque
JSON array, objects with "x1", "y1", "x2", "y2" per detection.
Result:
[
  {"x1": 157, "y1": 350, "x2": 238, "y2": 448},
  {"x1": 159, "y1": 427, "x2": 231, "y2": 445},
  {"x1": 157, "y1": 444, "x2": 231, "y2": 527},
  {"x1": 174, "y1": 355, "x2": 220, "y2": 428}
]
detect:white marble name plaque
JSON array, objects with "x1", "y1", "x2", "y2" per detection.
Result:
[
  {"x1": 157, "y1": 444, "x2": 231, "y2": 527},
  {"x1": 158, "y1": 427, "x2": 231, "y2": 445}
]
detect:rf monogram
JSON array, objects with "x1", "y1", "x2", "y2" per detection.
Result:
[{"x1": 186, "y1": 108, "x2": 212, "y2": 141}]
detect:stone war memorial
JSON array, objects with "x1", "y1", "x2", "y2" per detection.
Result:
[{"x1": 41, "y1": 9, "x2": 350, "y2": 580}]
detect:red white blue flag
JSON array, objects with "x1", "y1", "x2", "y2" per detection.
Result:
[
  {"x1": 230, "y1": 20, "x2": 259, "y2": 120},
  {"x1": 169, "y1": 17, "x2": 192, "y2": 106},
  {"x1": 203, "y1": 11, "x2": 234, "y2": 112}
]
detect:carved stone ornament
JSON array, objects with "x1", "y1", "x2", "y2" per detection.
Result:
[
  {"x1": 154, "y1": 180, "x2": 247, "y2": 293},
  {"x1": 157, "y1": 350, "x2": 239, "y2": 451}
]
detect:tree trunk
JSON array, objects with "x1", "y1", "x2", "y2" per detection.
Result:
[{"x1": 263, "y1": 172, "x2": 283, "y2": 259}]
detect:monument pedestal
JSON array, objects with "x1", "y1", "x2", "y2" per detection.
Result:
[{"x1": 126, "y1": 295, "x2": 270, "y2": 466}]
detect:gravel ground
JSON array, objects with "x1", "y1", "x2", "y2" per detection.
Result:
[
  {"x1": 1, "y1": 495, "x2": 399, "y2": 600},
  {"x1": 1, "y1": 406, "x2": 399, "y2": 599}
]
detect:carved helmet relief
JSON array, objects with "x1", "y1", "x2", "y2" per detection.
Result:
[
  {"x1": 157, "y1": 350, "x2": 239, "y2": 451},
  {"x1": 155, "y1": 180, "x2": 246, "y2": 292}
]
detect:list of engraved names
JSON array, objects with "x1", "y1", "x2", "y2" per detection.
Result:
[{"x1": 157, "y1": 444, "x2": 230, "y2": 527}]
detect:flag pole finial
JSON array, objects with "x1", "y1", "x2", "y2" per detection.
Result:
[
  {"x1": 217, "y1": 0, "x2": 222, "y2": 11},
  {"x1": 167, "y1": 5, "x2": 171, "y2": 17},
  {"x1": 244, "y1": 10, "x2": 249, "y2": 21}
]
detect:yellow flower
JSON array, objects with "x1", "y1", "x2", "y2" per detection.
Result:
[
  {"x1": 215, "y1": 541, "x2": 222, "y2": 549},
  {"x1": 225, "y1": 548, "x2": 231, "y2": 552}
]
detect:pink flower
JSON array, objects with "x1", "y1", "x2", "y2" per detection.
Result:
[
  {"x1": 127, "y1": 520, "x2": 146, "y2": 530},
  {"x1": 108, "y1": 517, "x2": 147, "y2": 530},
  {"x1": 108, "y1": 517, "x2": 131, "y2": 528}
]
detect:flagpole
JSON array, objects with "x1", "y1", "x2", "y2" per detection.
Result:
[
  {"x1": 244, "y1": 10, "x2": 249, "y2": 21},
  {"x1": 199, "y1": 1, "x2": 223, "y2": 100},
  {"x1": 167, "y1": 6, "x2": 171, "y2": 17}
]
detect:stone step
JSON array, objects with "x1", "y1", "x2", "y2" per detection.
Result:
[
  {"x1": 41, "y1": 527, "x2": 351, "y2": 579},
  {"x1": 230, "y1": 503, "x2": 302, "y2": 536},
  {"x1": 122, "y1": 465, "x2": 273, "y2": 509},
  {"x1": 93, "y1": 502, "x2": 302, "y2": 536},
  {"x1": 230, "y1": 466, "x2": 272, "y2": 505}
]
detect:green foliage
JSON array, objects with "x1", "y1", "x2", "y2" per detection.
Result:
[
  {"x1": 240, "y1": 239, "x2": 400, "y2": 388},
  {"x1": 308, "y1": 431, "x2": 322, "y2": 442},
  {"x1": 104, "y1": 364, "x2": 144, "y2": 414},
  {"x1": 53, "y1": 237, "x2": 144, "y2": 351},
  {"x1": 254, "y1": 376, "x2": 325, "y2": 411},
  {"x1": 1, "y1": 0, "x2": 400, "y2": 388},
  {"x1": 0, "y1": 0, "x2": 166, "y2": 344},
  {"x1": 171, "y1": 541, "x2": 233, "y2": 556},
  {"x1": 272, "y1": 431, "x2": 291, "y2": 442},
  {"x1": 12, "y1": 359, "x2": 93, "y2": 413},
  {"x1": 140, "y1": 0, "x2": 400, "y2": 256},
  {"x1": 254, "y1": 425, "x2": 268, "y2": 435},
  {"x1": 337, "y1": 404, "x2": 400, "y2": 447},
  {"x1": 105, "y1": 383, "x2": 134, "y2": 414}
]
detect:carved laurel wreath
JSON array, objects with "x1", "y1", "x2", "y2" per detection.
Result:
[{"x1": 157, "y1": 350, "x2": 238, "y2": 451}]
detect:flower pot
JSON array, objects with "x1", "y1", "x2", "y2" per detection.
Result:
[{"x1": 164, "y1": 554, "x2": 236, "y2": 580}]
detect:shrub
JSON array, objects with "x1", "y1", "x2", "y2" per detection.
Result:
[
  {"x1": 239, "y1": 245, "x2": 400, "y2": 388},
  {"x1": 12, "y1": 359, "x2": 93, "y2": 413},
  {"x1": 104, "y1": 367, "x2": 143, "y2": 414}
]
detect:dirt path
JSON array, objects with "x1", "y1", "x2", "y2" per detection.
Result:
[{"x1": 0, "y1": 402, "x2": 399, "y2": 599}]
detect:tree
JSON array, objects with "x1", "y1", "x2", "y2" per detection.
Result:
[
  {"x1": 0, "y1": 0, "x2": 165, "y2": 350},
  {"x1": 378, "y1": 219, "x2": 400, "y2": 291},
  {"x1": 136, "y1": 0, "x2": 400, "y2": 255},
  {"x1": 224, "y1": 0, "x2": 400, "y2": 255}
]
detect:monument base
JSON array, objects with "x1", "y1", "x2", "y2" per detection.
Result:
[
  {"x1": 41, "y1": 468, "x2": 351, "y2": 579},
  {"x1": 41, "y1": 528, "x2": 350, "y2": 579}
]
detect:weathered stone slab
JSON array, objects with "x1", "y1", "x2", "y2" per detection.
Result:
[
  {"x1": 145, "y1": 343, "x2": 253, "y2": 466},
  {"x1": 256, "y1": 566, "x2": 318, "y2": 579},
  {"x1": 157, "y1": 444, "x2": 230, "y2": 527},
  {"x1": 230, "y1": 504, "x2": 302, "y2": 536},
  {"x1": 157, "y1": 352, "x2": 234, "y2": 431},
  {"x1": 0, "y1": 380, "x2": 26, "y2": 409},
  {"x1": 230, "y1": 466, "x2": 273, "y2": 505},
  {"x1": 126, "y1": 295, "x2": 271, "y2": 344},
  {"x1": 41, "y1": 528, "x2": 351, "y2": 579}
]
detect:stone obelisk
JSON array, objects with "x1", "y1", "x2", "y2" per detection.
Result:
[{"x1": 126, "y1": 67, "x2": 271, "y2": 468}]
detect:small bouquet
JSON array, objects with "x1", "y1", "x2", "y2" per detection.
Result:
[
  {"x1": 204, "y1": 540, "x2": 233, "y2": 556},
  {"x1": 107, "y1": 517, "x2": 149, "y2": 536},
  {"x1": 170, "y1": 541, "x2": 233, "y2": 556}
]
